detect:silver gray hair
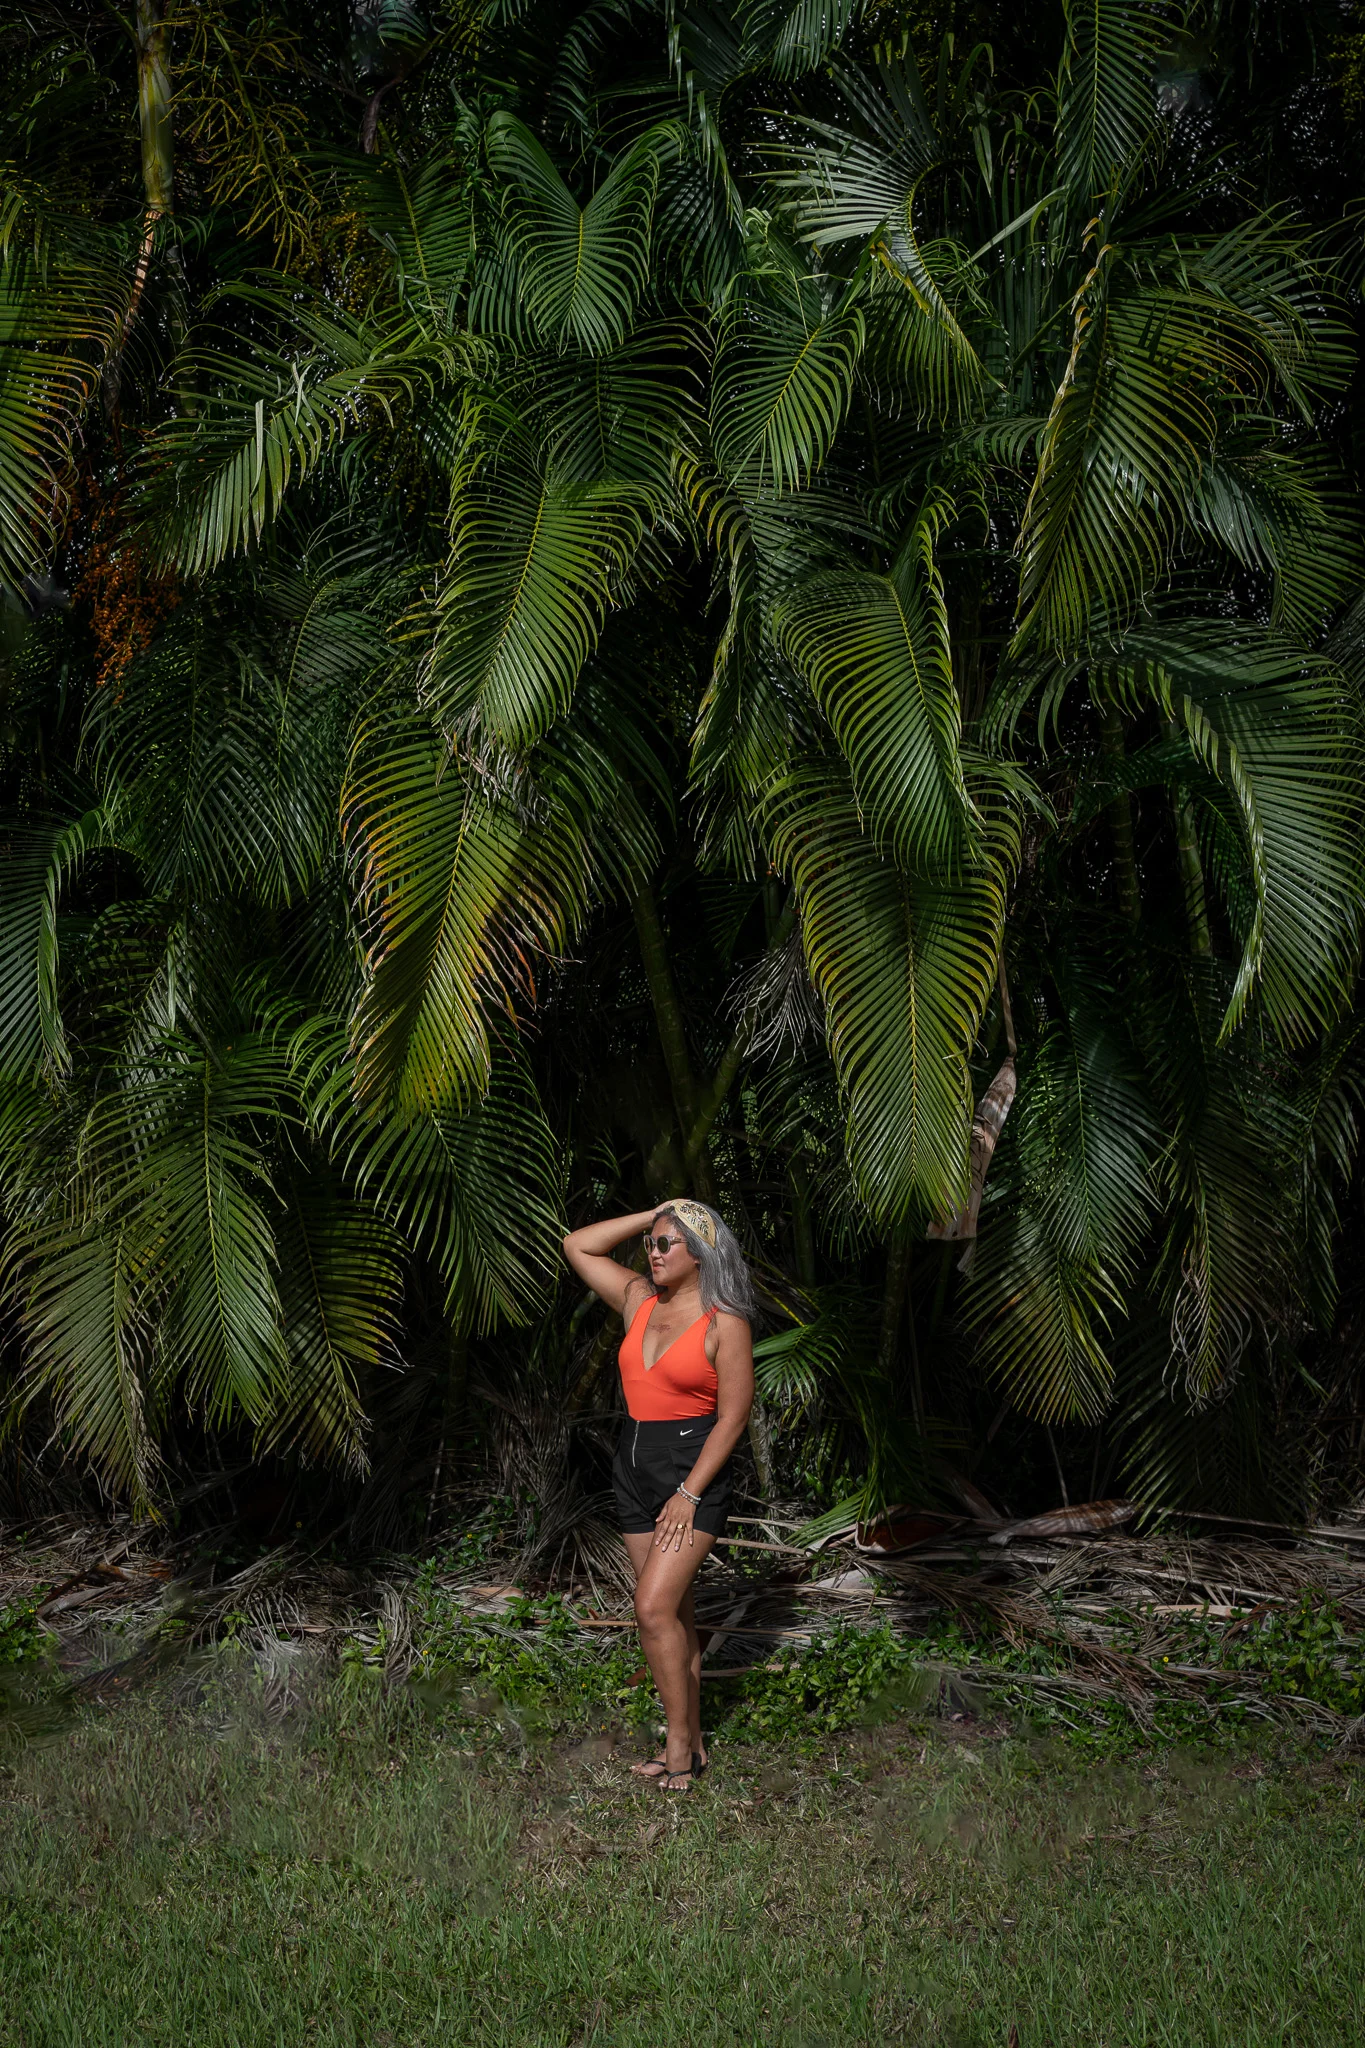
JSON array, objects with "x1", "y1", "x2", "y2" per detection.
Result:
[{"x1": 649, "y1": 1201, "x2": 757, "y2": 1323}]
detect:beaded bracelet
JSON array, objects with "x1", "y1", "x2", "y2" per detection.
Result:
[{"x1": 675, "y1": 1483, "x2": 703, "y2": 1507}]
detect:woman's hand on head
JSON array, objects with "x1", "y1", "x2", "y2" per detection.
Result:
[{"x1": 561, "y1": 1209, "x2": 658, "y2": 1315}]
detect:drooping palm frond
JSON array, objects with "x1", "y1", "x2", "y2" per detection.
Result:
[
  {"x1": 1, "y1": 1034, "x2": 294, "y2": 1499},
  {"x1": 1055, "y1": 0, "x2": 1171, "y2": 213},
  {"x1": 343, "y1": 141, "x2": 478, "y2": 328},
  {"x1": 1187, "y1": 439, "x2": 1361, "y2": 637},
  {"x1": 1114, "y1": 623, "x2": 1365, "y2": 1041},
  {"x1": 0, "y1": 807, "x2": 104, "y2": 1077},
  {"x1": 1015, "y1": 224, "x2": 1351, "y2": 650},
  {"x1": 84, "y1": 543, "x2": 390, "y2": 910},
  {"x1": 710, "y1": 267, "x2": 865, "y2": 495},
  {"x1": 965, "y1": 999, "x2": 1161, "y2": 1423},
  {"x1": 137, "y1": 1036, "x2": 291, "y2": 1427},
  {"x1": 266, "y1": 1167, "x2": 404, "y2": 1471},
  {"x1": 1141, "y1": 954, "x2": 1299, "y2": 1406},
  {"x1": 344, "y1": 709, "x2": 602, "y2": 1115},
  {"x1": 764, "y1": 759, "x2": 1004, "y2": 1223},
  {"x1": 521, "y1": 321, "x2": 701, "y2": 487},
  {"x1": 777, "y1": 490, "x2": 972, "y2": 870},
  {"x1": 289, "y1": 1020, "x2": 563, "y2": 1332},
  {"x1": 739, "y1": 0, "x2": 863, "y2": 78},
  {"x1": 752, "y1": 1280, "x2": 875, "y2": 1414},
  {"x1": 143, "y1": 285, "x2": 467, "y2": 574},
  {"x1": 0, "y1": 253, "x2": 115, "y2": 594},
  {"x1": 0, "y1": 1078, "x2": 162, "y2": 1507},
  {"x1": 423, "y1": 428, "x2": 649, "y2": 746},
  {"x1": 768, "y1": 48, "x2": 939, "y2": 249}
]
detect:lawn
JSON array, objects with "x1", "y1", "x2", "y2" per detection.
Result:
[{"x1": 1, "y1": 1658, "x2": 1362, "y2": 2048}]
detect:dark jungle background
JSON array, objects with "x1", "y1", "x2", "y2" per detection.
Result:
[{"x1": 7, "y1": 0, "x2": 1365, "y2": 1565}]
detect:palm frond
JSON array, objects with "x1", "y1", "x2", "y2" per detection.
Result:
[
  {"x1": 777, "y1": 491, "x2": 971, "y2": 870},
  {"x1": 0, "y1": 808, "x2": 104, "y2": 1078},
  {"x1": 485, "y1": 114, "x2": 668, "y2": 354},
  {"x1": 266, "y1": 1171, "x2": 404, "y2": 1471},
  {"x1": 1055, "y1": 0, "x2": 1170, "y2": 211},
  {"x1": 423, "y1": 430, "x2": 648, "y2": 747},
  {"x1": 143, "y1": 284, "x2": 466, "y2": 574},
  {"x1": 343, "y1": 712, "x2": 592, "y2": 1115},
  {"x1": 290, "y1": 1023, "x2": 563, "y2": 1332},
  {"x1": 1115, "y1": 624, "x2": 1365, "y2": 1040},
  {"x1": 711, "y1": 271, "x2": 865, "y2": 495},
  {"x1": 965, "y1": 1001, "x2": 1160, "y2": 1423},
  {"x1": 764, "y1": 760, "x2": 1004, "y2": 1223}
]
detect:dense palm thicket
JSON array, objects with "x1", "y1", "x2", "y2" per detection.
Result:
[{"x1": 4, "y1": 0, "x2": 1365, "y2": 1544}]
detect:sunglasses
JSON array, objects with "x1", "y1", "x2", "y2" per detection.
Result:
[{"x1": 643, "y1": 1232, "x2": 687, "y2": 1255}]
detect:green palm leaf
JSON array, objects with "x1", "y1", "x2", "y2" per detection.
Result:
[
  {"x1": 344, "y1": 713, "x2": 592, "y2": 1115},
  {"x1": 967, "y1": 1208, "x2": 1119, "y2": 1425},
  {"x1": 0, "y1": 1080, "x2": 162, "y2": 1507},
  {"x1": 267, "y1": 1171, "x2": 404, "y2": 1470},
  {"x1": 0, "y1": 253, "x2": 112, "y2": 594},
  {"x1": 1152, "y1": 968, "x2": 1295, "y2": 1404},
  {"x1": 1055, "y1": 0, "x2": 1171, "y2": 211},
  {"x1": 740, "y1": 0, "x2": 864, "y2": 77},
  {"x1": 521, "y1": 322, "x2": 701, "y2": 487},
  {"x1": 711, "y1": 271, "x2": 864, "y2": 495},
  {"x1": 345, "y1": 146, "x2": 475, "y2": 328},
  {"x1": 143, "y1": 284, "x2": 463, "y2": 575},
  {"x1": 965, "y1": 1002, "x2": 1160, "y2": 1423},
  {"x1": 143, "y1": 1038, "x2": 289, "y2": 1427},
  {"x1": 1016, "y1": 225, "x2": 1348, "y2": 649},
  {"x1": 764, "y1": 760, "x2": 1004, "y2": 1223},
  {"x1": 1115, "y1": 625, "x2": 1365, "y2": 1040},
  {"x1": 777, "y1": 491, "x2": 972, "y2": 870},
  {"x1": 0, "y1": 808, "x2": 104, "y2": 1078},
  {"x1": 290, "y1": 1023, "x2": 563, "y2": 1332},
  {"x1": 485, "y1": 114, "x2": 666, "y2": 354},
  {"x1": 423, "y1": 432, "x2": 647, "y2": 747}
]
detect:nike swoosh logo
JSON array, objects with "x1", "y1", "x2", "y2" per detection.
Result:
[{"x1": 679, "y1": 1428, "x2": 694, "y2": 1437}]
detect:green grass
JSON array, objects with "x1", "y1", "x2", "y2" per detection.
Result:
[{"x1": 1, "y1": 1655, "x2": 1363, "y2": 2047}]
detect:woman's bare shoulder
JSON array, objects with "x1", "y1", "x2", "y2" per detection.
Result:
[
  {"x1": 621, "y1": 1276, "x2": 651, "y2": 1317},
  {"x1": 707, "y1": 1307, "x2": 753, "y2": 1351}
]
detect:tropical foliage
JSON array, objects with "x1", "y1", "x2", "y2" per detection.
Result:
[{"x1": 3, "y1": 0, "x2": 1365, "y2": 1529}]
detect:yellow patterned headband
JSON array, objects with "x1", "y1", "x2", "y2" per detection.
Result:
[{"x1": 665, "y1": 1199, "x2": 717, "y2": 1248}]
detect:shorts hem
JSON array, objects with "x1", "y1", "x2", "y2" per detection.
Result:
[{"x1": 615, "y1": 1504, "x2": 730, "y2": 1533}]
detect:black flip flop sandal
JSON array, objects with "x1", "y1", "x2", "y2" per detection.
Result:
[
  {"x1": 633, "y1": 1751, "x2": 706, "y2": 1781},
  {"x1": 657, "y1": 1765, "x2": 697, "y2": 1794}
]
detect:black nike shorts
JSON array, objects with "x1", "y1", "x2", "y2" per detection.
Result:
[{"x1": 613, "y1": 1415, "x2": 733, "y2": 1538}]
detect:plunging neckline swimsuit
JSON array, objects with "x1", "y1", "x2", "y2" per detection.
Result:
[{"x1": 611, "y1": 1293, "x2": 734, "y2": 1537}]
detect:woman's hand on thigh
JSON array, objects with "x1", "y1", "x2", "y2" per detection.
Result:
[{"x1": 653, "y1": 1490, "x2": 696, "y2": 1553}]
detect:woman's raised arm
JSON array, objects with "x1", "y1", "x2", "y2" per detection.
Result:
[{"x1": 561, "y1": 1208, "x2": 658, "y2": 1316}]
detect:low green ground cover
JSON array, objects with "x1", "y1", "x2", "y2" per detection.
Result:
[
  {"x1": 1, "y1": 1641, "x2": 1362, "y2": 2048},
  {"x1": 405, "y1": 1577, "x2": 1365, "y2": 1758}
]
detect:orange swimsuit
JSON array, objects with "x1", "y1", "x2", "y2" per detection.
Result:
[{"x1": 618, "y1": 1295, "x2": 718, "y2": 1420}]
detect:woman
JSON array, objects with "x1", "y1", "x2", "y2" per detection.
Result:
[{"x1": 562, "y1": 1198, "x2": 756, "y2": 1793}]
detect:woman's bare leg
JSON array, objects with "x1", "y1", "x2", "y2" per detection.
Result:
[{"x1": 623, "y1": 1531, "x2": 712, "y2": 1776}]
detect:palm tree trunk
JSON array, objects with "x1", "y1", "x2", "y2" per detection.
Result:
[
  {"x1": 107, "y1": 1, "x2": 173, "y2": 417},
  {"x1": 137, "y1": 0, "x2": 174, "y2": 217},
  {"x1": 789, "y1": 1151, "x2": 816, "y2": 1287},
  {"x1": 877, "y1": 1232, "x2": 912, "y2": 1384},
  {"x1": 1173, "y1": 794, "x2": 1212, "y2": 955},
  {"x1": 630, "y1": 882, "x2": 697, "y2": 1126},
  {"x1": 1100, "y1": 705, "x2": 1140, "y2": 926}
]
